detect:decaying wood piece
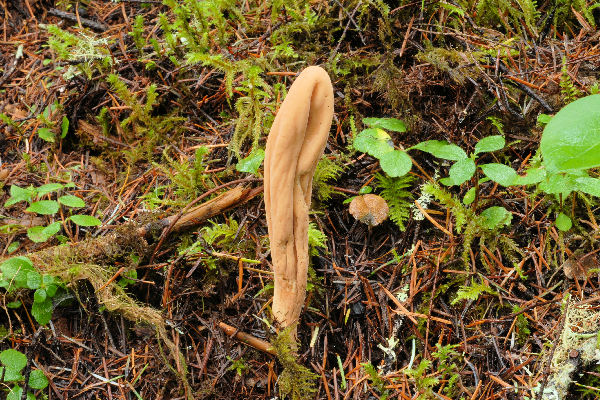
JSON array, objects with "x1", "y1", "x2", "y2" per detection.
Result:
[{"x1": 264, "y1": 66, "x2": 334, "y2": 333}]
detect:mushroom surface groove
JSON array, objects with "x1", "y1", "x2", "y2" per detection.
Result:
[{"x1": 264, "y1": 66, "x2": 334, "y2": 334}]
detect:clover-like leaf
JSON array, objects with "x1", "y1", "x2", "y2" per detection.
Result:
[
  {"x1": 353, "y1": 128, "x2": 394, "y2": 158},
  {"x1": 480, "y1": 163, "x2": 517, "y2": 186},
  {"x1": 31, "y1": 298, "x2": 53, "y2": 325},
  {"x1": 410, "y1": 140, "x2": 467, "y2": 161},
  {"x1": 474, "y1": 135, "x2": 505, "y2": 155},
  {"x1": 363, "y1": 117, "x2": 406, "y2": 132},
  {"x1": 37, "y1": 127, "x2": 56, "y2": 143},
  {"x1": 29, "y1": 369, "x2": 49, "y2": 389},
  {"x1": 379, "y1": 150, "x2": 412, "y2": 177}
]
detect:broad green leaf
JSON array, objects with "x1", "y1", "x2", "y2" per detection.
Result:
[
  {"x1": 463, "y1": 187, "x2": 476, "y2": 205},
  {"x1": 69, "y1": 214, "x2": 101, "y2": 226},
  {"x1": 0, "y1": 257, "x2": 34, "y2": 288},
  {"x1": 513, "y1": 168, "x2": 546, "y2": 185},
  {"x1": 7, "y1": 241, "x2": 19, "y2": 254},
  {"x1": 480, "y1": 206, "x2": 512, "y2": 229},
  {"x1": 480, "y1": 163, "x2": 517, "y2": 186},
  {"x1": 27, "y1": 222, "x2": 61, "y2": 243},
  {"x1": 4, "y1": 185, "x2": 33, "y2": 207},
  {"x1": 556, "y1": 212, "x2": 572, "y2": 231},
  {"x1": 410, "y1": 140, "x2": 467, "y2": 161},
  {"x1": 29, "y1": 369, "x2": 49, "y2": 389},
  {"x1": 61, "y1": 116, "x2": 69, "y2": 138},
  {"x1": 26, "y1": 200, "x2": 59, "y2": 215},
  {"x1": 236, "y1": 148, "x2": 265, "y2": 174},
  {"x1": 541, "y1": 95, "x2": 600, "y2": 173},
  {"x1": 353, "y1": 129, "x2": 394, "y2": 158},
  {"x1": 575, "y1": 177, "x2": 600, "y2": 197},
  {"x1": 46, "y1": 284, "x2": 58, "y2": 297},
  {"x1": 358, "y1": 186, "x2": 372, "y2": 194},
  {"x1": 363, "y1": 117, "x2": 407, "y2": 132},
  {"x1": 36, "y1": 183, "x2": 64, "y2": 196},
  {"x1": 58, "y1": 195, "x2": 85, "y2": 208},
  {"x1": 6, "y1": 386, "x2": 35, "y2": 400},
  {"x1": 1, "y1": 368, "x2": 23, "y2": 382},
  {"x1": 34, "y1": 288, "x2": 47, "y2": 303},
  {"x1": 474, "y1": 135, "x2": 505, "y2": 154},
  {"x1": 538, "y1": 173, "x2": 579, "y2": 197},
  {"x1": 42, "y1": 274, "x2": 55, "y2": 286},
  {"x1": 37, "y1": 127, "x2": 56, "y2": 142},
  {"x1": 0, "y1": 349, "x2": 27, "y2": 371},
  {"x1": 379, "y1": 150, "x2": 412, "y2": 177},
  {"x1": 26, "y1": 271, "x2": 42, "y2": 289},
  {"x1": 6, "y1": 301, "x2": 21, "y2": 309},
  {"x1": 31, "y1": 298, "x2": 53, "y2": 325},
  {"x1": 444, "y1": 158, "x2": 476, "y2": 186}
]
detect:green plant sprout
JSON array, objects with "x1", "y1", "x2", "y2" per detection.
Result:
[
  {"x1": 0, "y1": 348, "x2": 49, "y2": 400},
  {"x1": 3, "y1": 183, "x2": 101, "y2": 243},
  {"x1": 0, "y1": 256, "x2": 62, "y2": 325}
]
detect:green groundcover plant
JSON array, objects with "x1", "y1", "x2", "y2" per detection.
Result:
[
  {"x1": 353, "y1": 94, "x2": 600, "y2": 231},
  {"x1": 1, "y1": 348, "x2": 49, "y2": 399}
]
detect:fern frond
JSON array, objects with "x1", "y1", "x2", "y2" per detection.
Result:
[
  {"x1": 313, "y1": 156, "x2": 345, "y2": 202},
  {"x1": 376, "y1": 173, "x2": 414, "y2": 231}
]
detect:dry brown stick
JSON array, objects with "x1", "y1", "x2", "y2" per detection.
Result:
[
  {"x1": 138, "y1": 184, "x2": 263, "y2": 237},
  {"x1": 217, "y1": 322, "x2": 275, "y2": 355}
]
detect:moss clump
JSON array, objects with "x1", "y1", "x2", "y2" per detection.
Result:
[{"x1": 271, "y1": 326, "x2": 318, "y2": 400}]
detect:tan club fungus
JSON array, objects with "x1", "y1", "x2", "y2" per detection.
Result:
[{"x1": 264, "y1": 66, "x2": 333, "y2": 333}]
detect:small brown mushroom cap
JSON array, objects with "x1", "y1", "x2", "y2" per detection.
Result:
[
  {"x1": 349, "y1": 194, "x2": 389, "y2": 226},
  {"x1": 264, "y1": 66, "x2": 334, "y2": 332}
]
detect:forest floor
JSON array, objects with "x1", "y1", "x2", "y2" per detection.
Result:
[{"x1": 1, "y1": 1, "x2": 600, "y2": 399}]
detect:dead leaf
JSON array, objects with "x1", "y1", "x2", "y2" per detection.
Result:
[
  {"x1": 349, "y1": 194, "x2": 389, "y2": 226},
  {"x1": 562, "y1": 252, "x2": 599, "y2": 280}
]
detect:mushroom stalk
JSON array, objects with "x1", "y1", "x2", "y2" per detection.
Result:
[{"x1": 264, "y1": 66, "x2": 334, "y2": 333}]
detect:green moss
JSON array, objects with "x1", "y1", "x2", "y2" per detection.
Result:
[{"x1": 271, "y1": 327, "x2": 318, "y2": 400}]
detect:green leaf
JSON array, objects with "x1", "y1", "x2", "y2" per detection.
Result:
[
  {"x1": 6, "y1": 385, "x2": 35, "y2": 400},
  {"x1": 26, "y1": 200, "x2": 59, "y2": 215},
  {"x1": 1, "y1": 368, "x2": 24, "y2": 382},
  {"x1": 353, "y1": 129, "x2": 394, "y2": 158},
  {"x1": 538, "y1": 172, "x2": 579, "y2": 197},
  {"x1": 480, "y1": 163, "x2": 517, "y2": 186},
  {"x1": 27, "y1": 222, "x2": 61, "y2": 243},
  {"x1": 31, "y1": 298, "x2": 53, "y2": 325},
  {"x1": 6, "y1": 301, "x2": 21, "y2": 309},
  {"x1": 42, "y1": 274, "x2": 55, "y2": 286},
  {"x1": 474, "y1": 135, "x2": 505, "y2": 154},
  {"x1": 236, "y1": 148, "x2": 265, "y2": 174},
  {"x1": 480, "y1": 206, "x2": 512, "y2": 229},
  {"x1": 4, "y1": 185, "x2": 33, "y2": 207},
  {"x1": 513, "y1": 168, "x2": 546, "y2": 185},
  {"x1": 45, "y1": 284, "x2": 58, "y2": 297},
  {"x1": 379, "y1": 150, "x2": 412, "y2": 177},
  {"x1": 34, "y1": 288, "x2": 47, "y2": 303},
  {"x1": 541, "y1": 95, "x2": 600, "y2": 173},
  {"x1": 575, "y1": 177, "x2": 600, "y2": 197},
  {"x1": 556, "y1": 212, "x2": 572, "y2": 231},
  {"x1": 58, "y1": 195, "x2": 85, "y2": 208},
  {"x1": 26, "y1": 271, "x2": 42, "y2": 289},
  {"x1": 463, "y1": 187, "x2": 476, "y2": 205},
  {"x1": 0, "y1": 257, "x2": 34, "y2": 288},
  {"x1": 37, "y1": 127, "x2": 56, "y2": 142},
  {"x1": 410, "y1": 140, "x2": 467, "y2": 161},
  {"x1": 69, "y1": 214, "x2": 101, "y2": 226},
  {"x1": 29, "y1": 369, "x2": 49, "y2": 389},
  {"x1": 537, "y1": 113, "x2": 552, "y2": 125},
  {"x1": 61, "y1": 116, "x2": 69, "y2": 138},
  {"x1": 444, "y1": 158, "x2": 476, "y2": 186},
  {"x1": 363, "y1": 117, "x2": 406, "y2": 132},
  {"x1": 0, "y1": 349, "x2": 27, "y2": 371},
  {"x1": 36, "y1": 183, "x2": 64, "y2": 196},
  {"x1": 7, "y1": 241, "x2": 19, "y2": 254},
  {"x1": 358, "y1": 186, "x2": 372, "y2": 194}
]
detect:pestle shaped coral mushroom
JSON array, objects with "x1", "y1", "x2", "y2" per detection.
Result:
[{"x1": 264, "y1": 66, "x2": 334, "y2": 334}]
